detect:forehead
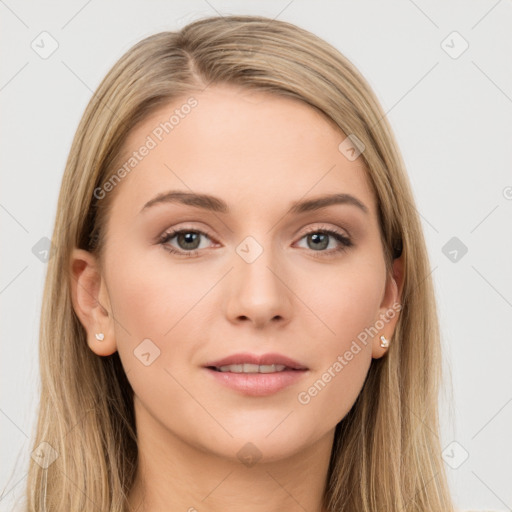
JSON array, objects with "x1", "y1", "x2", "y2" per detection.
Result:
[{"x1": 107, "y1": 84, "x2": 376, "y2": 222}]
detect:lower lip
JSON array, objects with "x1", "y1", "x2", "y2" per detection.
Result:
[{"x1": 204, "y1": 368, "x2": 308, "y2": 396}]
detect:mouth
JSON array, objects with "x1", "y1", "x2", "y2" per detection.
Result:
[
  {"x1": 204, "y1": 352, "x2": 308, "y2": 372},
  {"x1": 203, "y1": 353, "x2": 309, "y2": 396},
  {"x1": 208, "y1": 363, "x2": 301, "y2": 374}
]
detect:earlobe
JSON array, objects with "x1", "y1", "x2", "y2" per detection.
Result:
[
  {"x1": 372, "y1": 255, "x2": 404, "y2": 359},
  {"x1": 69, "y1": 248, "x2": 117, "y2": 356}
]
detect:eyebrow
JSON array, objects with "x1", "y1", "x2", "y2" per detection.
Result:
[{"x1": 140, "y1": 190, "x2": 369, "y2": 215}]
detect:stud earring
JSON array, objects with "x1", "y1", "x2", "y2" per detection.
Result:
[
  {"x1": 380, "y1": 335, "x2": 389, "y2": 348},
  {"x1": 95, "y1": 333, "x2": 105, "y2": 341}
]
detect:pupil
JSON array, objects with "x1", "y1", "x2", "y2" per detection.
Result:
[
  {"x1": 309, "y1": 233, "x2": 328, "y2": 250},
  {"x1": 179, "y1": 232, "x2": 200, "y2": 249}
]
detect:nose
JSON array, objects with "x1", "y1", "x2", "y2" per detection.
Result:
[{"x1": 224, "y1": 243, "x2": 293, "y2": 329}]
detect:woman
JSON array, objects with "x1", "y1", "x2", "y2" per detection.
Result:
[{"x1": 25, "y1": 14, "x2": 455, "y2": 511}]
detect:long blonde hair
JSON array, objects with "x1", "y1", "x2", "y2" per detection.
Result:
[{"x1": 20, "y1": 14, "x2": 453, "y2": 511}]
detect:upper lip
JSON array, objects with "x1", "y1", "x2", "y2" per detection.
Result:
[{"x1": 204, "y1": 352, "x2": 308, "y2": 370}]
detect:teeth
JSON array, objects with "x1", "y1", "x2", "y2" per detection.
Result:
[
  {"x1": 259, "y1": 364, "x2": 285, "y2": 373},
  {"x1": 217, "y1": 364, "x2": 287, "y2": 373}
]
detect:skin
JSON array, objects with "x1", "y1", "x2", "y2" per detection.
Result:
[{"x1": 70, "y1": 84, "x2": 403, "y2": 512}]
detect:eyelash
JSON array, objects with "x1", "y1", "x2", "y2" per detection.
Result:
[{"x1": 158, "y1": 224, "x2": 353, "y2": 259}]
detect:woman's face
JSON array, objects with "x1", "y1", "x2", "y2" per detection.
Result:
[{"x1": 73, "y1": 84, "x2": 401, "y2": 463}]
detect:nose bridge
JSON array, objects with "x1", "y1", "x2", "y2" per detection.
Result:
[{"x1": 225, "y1": 233, "x2": 291, "y2": 326}]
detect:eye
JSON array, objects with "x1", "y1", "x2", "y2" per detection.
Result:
[
  {"x1": 295, "y1": 226, "x2": 353, "y2": 257},
  {"x1": 158, "y1": 228, "x2": 216, "y2": 257},
  {"x1": 158, "y1": 224, "x2": 353, "y2": 258}
]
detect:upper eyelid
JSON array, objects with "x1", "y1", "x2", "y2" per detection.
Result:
[
  {"x1": 160, "y1": 222, "x2": 349, "y2": 235},
  {"x1": 160, "y1": 226, "x2": 216, "y2": 242},
  {"x1": 300, "y1": 224, "x2": 350, "y2": 238}
]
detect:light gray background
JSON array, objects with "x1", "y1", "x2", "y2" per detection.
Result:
[{"x1": 1, "y1": 1, "x2": 511, "y2": 511}]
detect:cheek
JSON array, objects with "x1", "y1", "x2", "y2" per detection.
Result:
[
  {"x1": 104, "y1": 243, "x2": 225, "y2": 406},
  {"x1": 104, "y1": 250, "x2": 211, "y2": 423},
  {"x1": 305, "y1": 258, "x2": 385, "y2": 351},
  {"x1": 293, "y1": 260, "x2": 384, "y2": 421},
  {"x1": 106, "y1": 244, "x2": 209, "y2": 339}
]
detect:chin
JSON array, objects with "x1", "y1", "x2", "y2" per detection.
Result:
[{"x1": 197, "y1": 419, "x2": 322, "y2": 464}]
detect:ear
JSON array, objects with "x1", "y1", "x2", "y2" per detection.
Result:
[
  {"x1": 372, "y1": 255, "x2": 404, "y2": 359},
  {"x1": 69, "y1": 248, "x2": 117, "y2": 356}
]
